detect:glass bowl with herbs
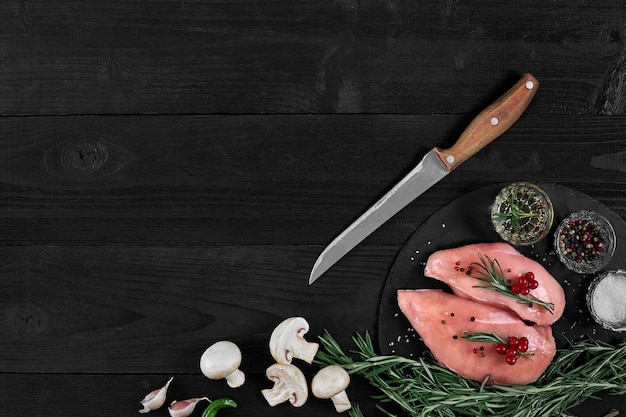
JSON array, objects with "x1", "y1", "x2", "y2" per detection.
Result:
[
  {"x1": 554, "y1": 210, "x2": 616, "y2": 274},
  {"x1": 490, "y1": 182, "x2": 554, "y2": 246}
]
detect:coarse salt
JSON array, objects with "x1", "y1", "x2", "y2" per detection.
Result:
[{"x1": 590, "y1": 273, "x2": 626, "y2": 326}]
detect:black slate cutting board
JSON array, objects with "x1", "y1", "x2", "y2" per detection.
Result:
[{"x1": 378, "y1": 182, "x2": 626, "y2": 355}]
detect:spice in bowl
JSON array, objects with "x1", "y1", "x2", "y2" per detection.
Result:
[
  {"x1": 587, "y1": 270, "x2": 626, "y2": 332},
  {"x1": 491, "y1": 182, "x2": 554, "y2": 246},
  {"x1": 553, "y1": 210, "x2": 616, "y2": 274}
]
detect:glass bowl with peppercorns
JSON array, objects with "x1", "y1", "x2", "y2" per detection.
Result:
[
  {"x1": 553, "y1": 210, "x2": 616, "y2": 274},
  {"x1": 490, "y1": 182, "x2": 554, "y2": 246}
]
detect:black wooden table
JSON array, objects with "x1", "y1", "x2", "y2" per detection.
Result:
[{"x1": 1, "y1": 1, "x2": 625, "y2": 416}]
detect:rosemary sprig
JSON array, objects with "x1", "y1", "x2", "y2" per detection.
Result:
[
  {"x1": 471, "y1": 253, "x2": 555, "y2": 314},
  {"x1": 348, "y1": 404, "x2": 366, "y2": 417},
  {"x1": 492, "y1": 193, "x2": 539, "y2": 234},
  {"x1": 461, "y1": 331, "x2": 508, "y2": 345},
  {"x1": 316, "y1": 330, "x2": 626, "y2": 417},
  {"x1": 462, "y1": 332, "x2": 534, "y2": 360}
]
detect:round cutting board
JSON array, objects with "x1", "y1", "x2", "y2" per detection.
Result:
[{"x1": 378, "y1": 183, "x2": 626, "y2": 358}]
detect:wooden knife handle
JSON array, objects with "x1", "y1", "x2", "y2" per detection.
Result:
[{"x1": 434, "y1": 73, "x2": 538, "y2": 172}]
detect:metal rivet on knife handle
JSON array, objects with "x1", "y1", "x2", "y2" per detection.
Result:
[{"x1": 434, "y1": 73, "x2": 538, "y2": 172}]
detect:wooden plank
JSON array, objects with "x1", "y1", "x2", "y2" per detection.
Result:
[
  {"x1": 1, "y1": 245, "x2": 624, "y2": 415},
  {"x1": 0, "y1": 245, "x2": 394, "y2": 373},
  {"x1": 0, "y1": 114, "x2": 624, "y2": 245},
  {"x1": 0, "y1": 373, "x2": 385, "y2": 417},
  {"x1": 0, "y1": 1, "x2": 624, "y2": 115},
  {"x1": 0, "y1": 373, "x2": 621, "y2": 417}
]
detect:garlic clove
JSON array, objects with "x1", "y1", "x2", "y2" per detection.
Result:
[
  {"x1": 168, "y1": 397, "x2": 210, "y2": 417},
  {"x1": 139, "y1": 377, "x2": 174, "y2": 413}
]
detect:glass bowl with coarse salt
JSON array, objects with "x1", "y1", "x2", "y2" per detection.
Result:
[{"x1": 587, "y1": 270, "x2": 626, "y2": 332}]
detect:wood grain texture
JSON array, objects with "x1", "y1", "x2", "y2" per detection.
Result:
[
  {"x1": 0, "y1": 373, "x2": 618, "y2": 417},
  {"x1": 1, "y1": 1, "x2": 626, "y2": 416},
  {"x1": 0, "y1": 374, "x2": 387, "y2": 417},
  {"x1": 0, "y1": 115, "x2": 624, "y2": 245},
  {"x1": 0, "y1": 245, "x2": 393, "y2": 373},
  {"x1": 0, "y1": 1, "x2": 624, "y2": 114}
]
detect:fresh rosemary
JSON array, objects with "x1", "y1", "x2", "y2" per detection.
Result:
[
  {"x1": 462, "y1": 332, "x2": 534, "y2": 360},
  {"x1": 492, "y1": 192, "x2": 540, "y2": 235},
  {"x1": 461, "y1": 331, "x2": 509, "y2": 344},
  {"x1": 471, "y1": 253, "x2": 555, "y2": 314},
  {"x1": 315, "y1": 330, "x2": 626, "y2": 417},
  {"x1": 348, "y1": 403, "x2": 366, "y2": 417}
]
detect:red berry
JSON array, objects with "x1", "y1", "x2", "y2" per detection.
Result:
[
  {"x1": 506, "y1": 354, "x2": 518, "y2": 365},
  {"x1": 520, "y1": 287, "x2": 530, "y2": 296},
  {"x1": 518, "y1": 337, "x2": 529, "y2": 352},
  {"x1": 511, "y1": 284, "x2": 522, "y2": 294},
  {"x1": 506, "y1": 346, "x2": 518, "y2": 357},
  {"x1": 495, "y1": 343, "x2": 507, "y2": 354},
  {"x1": 519, "y1": 276, "x2": 528, "y2": 286},
  {"x1": 528, "y1": 279, "x2": 539, "y2": 289},
  {"x1": 508, "y1": 337, "x2": 518, "y2": 347},
  {"x1": 525, "y1": 271, "x2": 535, "y2": 281}
]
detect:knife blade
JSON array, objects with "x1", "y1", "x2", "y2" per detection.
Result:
[{"x1": 309, "y1": 73, "x2": 538, "y2": 285}]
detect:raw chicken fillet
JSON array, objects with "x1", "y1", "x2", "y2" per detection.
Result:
[
  {"x1": 423, "y1": 242, "x2": 565, "y2": 325},
  {"x1": 398, "y1": 289, "x2": 557, "y2": 385}
]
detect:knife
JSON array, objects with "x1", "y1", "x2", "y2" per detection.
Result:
[{"x1": 309, "y1": 73, "x2": 538, "y2": 285}]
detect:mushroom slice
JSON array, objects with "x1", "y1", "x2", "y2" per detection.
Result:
[
  {"x1": 311, "y1": 365, "x2": 351, "y2": 413},
  {"x1": 200, "y1": 340, "x2": 245, "y2": 388},
  {"x1": 261, "y1": 363, "x2": 308, "y2": 407},
  {"x1": 269, "y1": 317, "x2": 319, "y2": 364}
]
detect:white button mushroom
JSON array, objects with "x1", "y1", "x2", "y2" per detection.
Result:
[
  {"x1": 261, "y1": 363, "x2": 308, "y2": 407},
  {"x1": 311, "y1": 365, "x2": 352, "y2": 413},
  {"x1": 200, "y1": 340, "x2": 245, "y2": 388},
  {"x1": 269, "y1": 317, "x2": 319, "y2": 364}
]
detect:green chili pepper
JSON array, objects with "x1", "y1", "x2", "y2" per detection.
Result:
[{"x1": 201, "y1": 397, "x2": 237, "y2": 417}]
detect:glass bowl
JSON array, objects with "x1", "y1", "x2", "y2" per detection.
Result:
[
  {"x1": 586, "y1": 270, "x2": 626, "y2": 332},
  {"x1": 490, "y1": 182, "x2": 554, "y2": 246},
  {"x1": 553, "y1": 210, "x2": 616, "y2": 274}
]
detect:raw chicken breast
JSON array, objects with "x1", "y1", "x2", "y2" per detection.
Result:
[
  {"x1": 424, "y1": 242, "x2": 565, "y2": 325},
  {"x1": 397, "y1": 289, "x2": 556, "y2": 385}
]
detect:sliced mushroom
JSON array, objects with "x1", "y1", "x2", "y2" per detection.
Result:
[
  {"x1": 200, "y1": 340, "x2": 245, "y2": 388},
  {"x1": 261, "y1": 363, "x2": 308, "y2": 407},
  {"x1": 311, "y1": 365, "x2": 351, "y2": 413},
  {"x1": 269, "y1": 317, "x2": 319, "y2": 364}
]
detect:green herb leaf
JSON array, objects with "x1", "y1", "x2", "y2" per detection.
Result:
[
  {"x1": 316, "y1": 330, "x2": 626, "y2": 417},
  {"x1": 494, "y1": 192, "x2": 541, "y2": 235},
  {"x1": 461, "y1": 331, "x2": 508, "y2": 345},
  {"x1": 462, "y1": 332, "x2": 534, "y2": 360},
  {"x1": 471, "y1": 253, "x2": 555, "y2": 314}
]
